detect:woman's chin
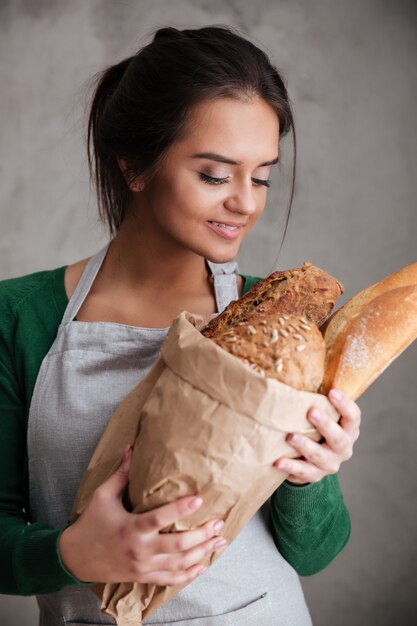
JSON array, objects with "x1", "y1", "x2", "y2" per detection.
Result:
[{"x1": 204, "y1": 248, "x2": 240, "y2": 264}]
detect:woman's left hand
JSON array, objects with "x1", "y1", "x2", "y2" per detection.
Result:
[{"x1": 273, "y1": 388, "x2": 361, "y2": 485}]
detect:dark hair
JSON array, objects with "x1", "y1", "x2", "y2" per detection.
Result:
[{"x1": 87, "y1": 24, "x2": 296, "y2": 246}]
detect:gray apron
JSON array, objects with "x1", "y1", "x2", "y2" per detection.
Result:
[{"x1": 27, "y1": 243, "x2": 312, "y2": 626}]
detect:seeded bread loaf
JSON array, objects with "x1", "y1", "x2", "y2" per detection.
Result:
[
  {"x1": 201, "y1": 261, "x2": 344, "y2": 338},
  {"x1": 210, "y1": 314, "x2": 325, "y2": 392}
]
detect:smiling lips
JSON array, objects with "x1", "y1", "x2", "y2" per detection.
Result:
[
  {"x1": 206, "y1": 220, "x2": 243, "y2": 240},
  {"x1": 209, "y1": 220, "x2": 246, "y2": 227}
]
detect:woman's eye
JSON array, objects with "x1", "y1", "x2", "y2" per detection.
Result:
[
  {"x1": 199, "y1": 173, "x2": 228, "y2": 185},
  {"x1": 199, "y1": 173, "x2": 271, "y2": 188},
  {"x1": 252, "y1": 177, "x2": 271, "y2": 188}
]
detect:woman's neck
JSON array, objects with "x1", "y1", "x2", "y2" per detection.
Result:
[{"x1": 102, "y1": 213, "x2": 212, "y2": 297}]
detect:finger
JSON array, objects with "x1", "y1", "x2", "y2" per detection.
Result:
[
  {"x1": 156, "y1": 518, "x2": 225, "y2": 553},
  {"x1": 285, "y1": 433, "x2": 340, "y2": 474},
  {"x1": 274, "y1": 457, "x2": 324, "y2": 484},
  {"x1": 136, "y1": 496, "x2": 204, "y2": 534},
  {"x1": 285, "y1": 473, "x2": 311, "y2": 486},
  {"x1": 308, "y1": 408, "x2": 351, "y2": 454},
  {"x1": 145, "y1": 563, "x2": 208, "y2": 587},
  {"x1": 328, "y1": 388, "x2": 361, "y2": 437},
  {"x1": 152, "y1": 534, "x2": 227, "y2": 572},
  {"x1": 287, "y1": 433, "x2": 342, "y2": 474},
  {"x1": 95, "y1": 444, "x2": 133, "y2": 500}
]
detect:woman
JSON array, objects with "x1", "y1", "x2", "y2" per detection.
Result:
[{"x1": 0, "y1": 25, "x2": 361, "y2": 625}]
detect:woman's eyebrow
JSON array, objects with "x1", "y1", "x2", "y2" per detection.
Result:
[{"x1": 190, "y1": 152, "x2": 279, "y2": 166}]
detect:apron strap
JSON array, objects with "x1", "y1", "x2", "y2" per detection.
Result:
[
  {"x1": 205, "y1": 259, "x2": 240, "y2": 314},
  {"x1": 61, "y1": 242, "x2": 111, "y2": 325}
]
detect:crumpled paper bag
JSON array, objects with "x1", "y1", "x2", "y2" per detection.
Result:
[{"x1": 71, "y1": 310, "x2": 340, "y2": 625}]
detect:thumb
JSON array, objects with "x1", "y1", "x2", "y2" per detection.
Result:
[{"x1": 101, "y1": 444, "x2": 133, "y2": 500}]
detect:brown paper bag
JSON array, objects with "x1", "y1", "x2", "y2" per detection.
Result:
[{"x1": 71, "y1": 311, "x2": 340, "y2": 625}]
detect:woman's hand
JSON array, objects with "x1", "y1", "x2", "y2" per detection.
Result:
[
  {"x1": 273, "y1": 388, "x2": 361, "y2": 485},
  {"x1": 58, "y1": 446, "x2": 227, "y2": 586}
]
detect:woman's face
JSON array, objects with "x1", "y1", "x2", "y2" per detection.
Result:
[{"x1": 136, "y1": 96, "x2": 280, "y2": 264}]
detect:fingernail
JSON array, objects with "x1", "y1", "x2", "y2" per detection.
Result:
[
  {"x1": 288, "y1": 433, "x2": 299, "y2": 444},
  {"x1": 189, "y1": 497, "x2": 203, "y2": 510},
  {"x1": 275, "y1": 461, "x2": 288, "y2": 471},
  {"x1": 214, "y1": 539, "x2": 227, "y2": 549},
  {"x1": 197, "y1": 566, "x2": 208, "y2": 575},
  {"x1": 310, "y1": 409, "x2": 321, "y2": 423},
  {"x1": 213, "y1": 520, "x2": 225, "y2": 532},
  {"x1": 329, "y1": 389, "x2": 342, "y2": 401}
]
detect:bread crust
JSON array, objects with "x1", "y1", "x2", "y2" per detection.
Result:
[
  {"x1": 201, "y1": 261, "x2": 344, "y2": 338},
  {"x1": 320, "y1": 285, "x2": 417, "y2": 399},
  {"x1": 210, "y1": 314, "x2": 325, "y2": 392},
  {"x1": 320, "y1": 261, "x2": 417, "y2": 344}
]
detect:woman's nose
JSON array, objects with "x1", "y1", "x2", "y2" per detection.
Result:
[{"x1": 223, "y1": 183, "x2": 259, "y2": 217}]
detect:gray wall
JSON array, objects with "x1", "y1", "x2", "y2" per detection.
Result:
[{"x1": 1, "y1": 1, "x2": 416, "y2": 624}]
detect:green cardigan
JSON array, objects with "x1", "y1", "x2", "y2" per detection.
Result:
[{"x1": 0, "y1": 266, "x2": 350, "y2": 595}]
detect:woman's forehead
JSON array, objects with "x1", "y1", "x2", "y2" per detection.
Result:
[
  {"x1": 175, "y1": 97, "x2": 280, "y2": 164},
  {"x1": 189, "y1": 96, "x2": 278, "y2": 130}
]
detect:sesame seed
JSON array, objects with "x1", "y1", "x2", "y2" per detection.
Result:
[{"x1": 271, "y1": 329, "x2": 279, "y2": 343}]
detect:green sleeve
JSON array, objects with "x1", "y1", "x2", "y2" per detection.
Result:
[
  {"x1": 269, "y1": 474, "x2": 351, "y2": 575},
  {"x1": 0, "y1": 274, "x2": 88, "y2": 595}
]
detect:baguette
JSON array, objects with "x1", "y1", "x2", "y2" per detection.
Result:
[
  {"x1": 320, "y1": 261, "x2": 417, "y2": 343},
  {"x1": 202, "y1": 261, "x2": 344, "y2": 338},
  {"x1": 319, "y1": 279, "x2": 417, "y2": 400}
]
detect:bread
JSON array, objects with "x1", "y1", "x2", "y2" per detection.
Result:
[
  {"x1": 206, "y1": 260, "x2": 417, "y2": 400},
  {"x1": 201, "y1": 261, "x2": 344, "y2": 338},
  {"x1": 319, "y1": 261, "x2": 417, "y2": 342},
  {"x1": 319, "y1": 265, "x2": 417, "y2": 400},
  {"x1": 210, "y1": 314, "x2": 325, "y2": 392}
]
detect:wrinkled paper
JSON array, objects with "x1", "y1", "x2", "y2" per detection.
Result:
[{"x1": 71, "y1": 310, "x2": 340, "y2": 625}]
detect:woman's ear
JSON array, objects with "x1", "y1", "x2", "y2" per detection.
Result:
[
  {"x1": 117, "y1": 157, "x2": 145, "y2": 192},
  {"x1": 117, "y1": 156, "x2": 128, "y2": 174}
]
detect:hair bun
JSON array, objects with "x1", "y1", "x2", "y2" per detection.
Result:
[{"x1": 154, "y1": 27, "x2": 181, "y2": 41}]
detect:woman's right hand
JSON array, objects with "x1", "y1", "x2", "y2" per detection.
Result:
[{"x1": 58, "y1": 446, "x2": 227, "y2": 586}]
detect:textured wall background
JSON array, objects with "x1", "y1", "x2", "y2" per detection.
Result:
[{"x1": 1, "y1": 1, "x2": 416, "y2": 624}]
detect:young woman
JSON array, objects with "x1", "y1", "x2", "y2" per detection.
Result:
[{"x1": 0, "y1": 25, "x2": 361, "y2": 625}]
